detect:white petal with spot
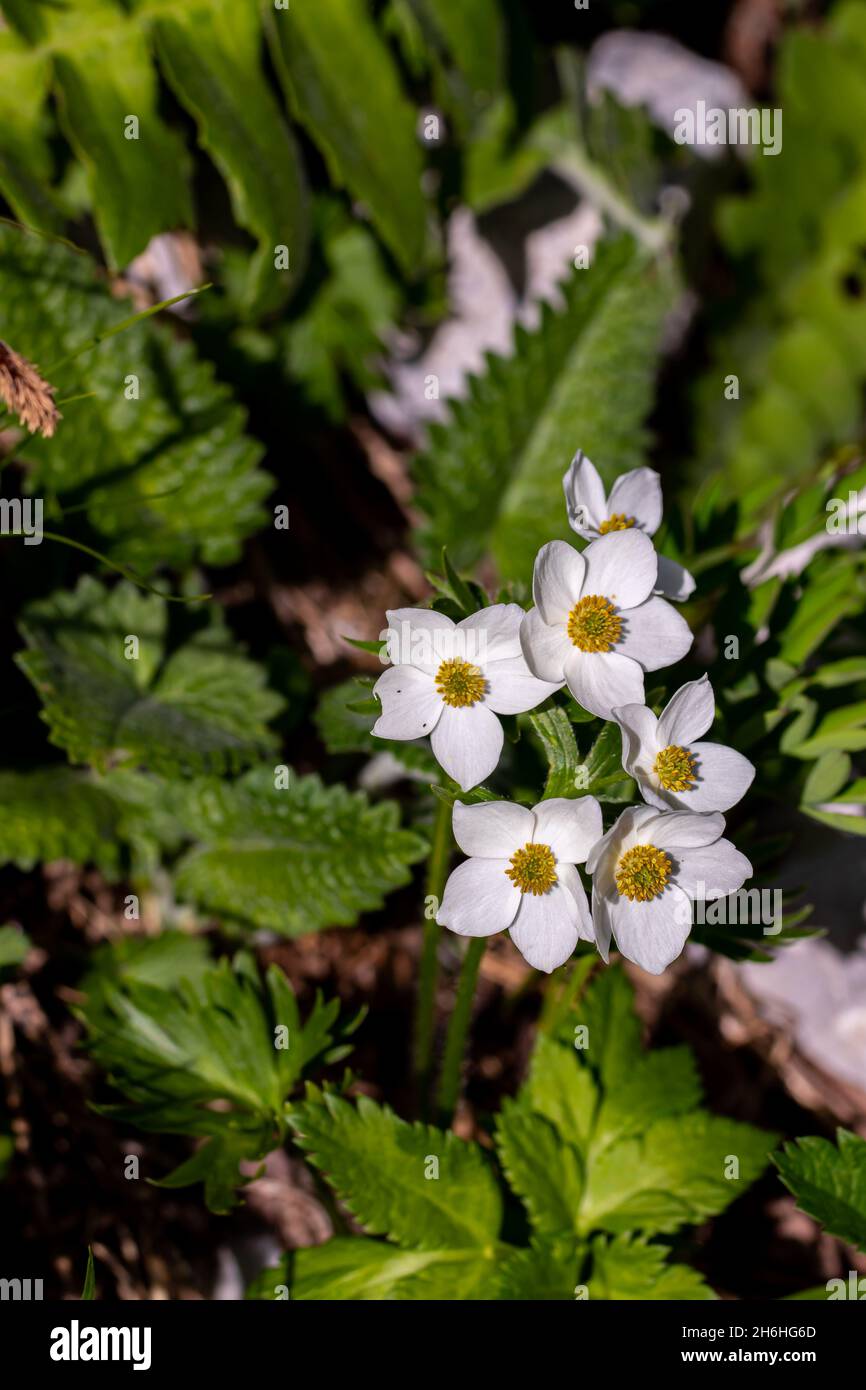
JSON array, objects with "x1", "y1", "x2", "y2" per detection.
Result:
[
  {"x1": 372, "y1": 664, "x2": 443, "y2": 740},
  {"x1": 563, "y1": 450, "x2": 607, "y2": 535}
]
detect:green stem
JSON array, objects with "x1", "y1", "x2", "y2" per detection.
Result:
[
  {"x1": 413, "y1": 796, "x2": 453, "y2": 1107},
  {"x1": 40, "y1": 530, "x2": 211, "y2": 603},
  {"x1": 435, "y1": 936, "x2": 486, "y2": 1126}
]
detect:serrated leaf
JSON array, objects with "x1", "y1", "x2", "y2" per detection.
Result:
[
  {"x1": 589, "y1": 1235, "x2": 715, "y2": 1301},
  {"x1": 17, "y1": 578, "x2": 283, "y2": 776},
  {"x1": 413, "y1": 237, "x2": 676, "y2": 580},
  {"x1": 495, "y1": 1101, "x2": 583, "y2": 1238},
  {"x1": 774, "y1": 1128, "x2": 866, "y2": 1252},
  {"x1": 171, "y1": 769, "x2": 427, "y2": 935},
  {"x1": 266, "y1": 0, "x2": 426, "y2": 275},
  {"x1": 80, "y1": 946, "x2": 347, "y2": 1210},
  {"x1": 152, "y1": 0, "x2": 309, "y2": 313},
  {"x1": 0, "y1": 768, "x2": 123, "y2": 873},
  {"x1": 497, "y1": 1240, "x2": 582, "y2": 1301},
  {"x1": 291, "y1": 1092, "x2": 502, "y2": 1250},
  {"x1": 521, "y1": 1034, "x2": 597, "y2": 1152},
  {"x1": 580, "y1": 1111, "x2": 777, "y2": 1236},
  {"x1": 0, "y1": 222, "x2": 272, "y2": 571},
  {"x1": 248, "y1": 1239, "x2": 500, "y2": 1301}
]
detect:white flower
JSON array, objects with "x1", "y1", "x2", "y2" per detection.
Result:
[
  {"x1": 615, "y1": 675, "x2": 755, "y2": 813},
  {"x1": 437, "y1": 796, "x2": 603, "y2": 973},
  {"x1": 587, "y1": 805, "x2": 752, "y2": 975},
  {"x1": 372, "y1": 604, "x2": 561, "y2": 792},
  {"x1": 563, "y1": 450, "x2": 695, "y2": 602},
  {"x1": 519, "y1": 532, "x2": 692, "y2": 721}
]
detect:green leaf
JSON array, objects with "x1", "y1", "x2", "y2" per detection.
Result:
[
  {"x1": 80, "y1": 947, "x2": 347, "y2": 1211},
  {"x1": 589, "y1": 1235, "x2": 715, "y2": 1301},
  {"x1": 530, "y1": 708, "x2": 582, "y2": 799},
  {"x1": 0, "y1": 222, "x2": 272, "y2": 572},
  {"x1": 81, "y1": 1247, "x2": 96, "y2": 1301},
  {"x1": 497, "y1": 1240, "x2": 582, "y2": 1301},
  {"x1": 266, "y1": 0, "x2": 427, "y2": 274},
  {"x1": 0, "y1": 924, "x2": 31, "y2": 975},
  {"x1": 521, "y1": 1034, "x2": 597, "y2": 1152},
  {"x1": 0, "y1": 768, "x2": 124, "y2": 873},
  {"x1": 17, "y1": 578, "x2": 283, "y2": 776},
  {"x1": 413, "y1": 237, "x2": 677, "y2": 580},
  {"x1": 291, "y1": 1091, "x2": 502, "y2": 1250},
  {"x1": 495, "y1": 1102, "x2": 583, "y2": 1238},
  {"x1": 15, "y1": 0, "x2": 194, "y2": 267},
  {"x1": 580, "y1": 1111, "x2": 777, "y2": 1236},
  {"x1": 774, "y1": 1129, "x2": 866, "y2": 1252},
  {"x1": 294, "y1": 1238, "x2": 499, "y2": 1301},
  {"x1": 152, "y1": 0, "x2": 310, "y2": 313},
  {"x1": 0, "y1": 29, "x2": 61, "y2": 232},
  {"x1": 314, "y1": 677, "x2": 438, "y2": 776},
  {"x1": 171, "y1": 769, "x2": 427, "y2": 935},
  {"x1": 801, "y1": 749, "x2": 852, "y2": 804}
]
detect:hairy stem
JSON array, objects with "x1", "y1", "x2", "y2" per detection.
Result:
[
  {"x1": 413, "y1": 796, "x2": 452, "y2": 1108},
  {"x1": 435, "y1": 936, "x2": 486, "y2": 1126}
]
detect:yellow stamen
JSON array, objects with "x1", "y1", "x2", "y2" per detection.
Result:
[
  {"x1": 567, "y1": 594, "x2": 622, "y2": 652},
  {"x1": 599, "y1": 513, "x2": 635, "y2": 534},
  {"x1": 505, "y1": 841, "x2": 557, "y2": 896},
  {"x1": 434, "y1": 657, "x2": 485, "y2": 708},
  {"x1": 654, "y1": 744, "x2": 698, "y2": 792},
  {"x1": 615, "y1": 844, "x2": 671, "y2": 902}
]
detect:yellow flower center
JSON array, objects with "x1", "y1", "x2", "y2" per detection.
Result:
[
  {"x1": 615, "y1": 844, "x2": 672, "y2": 901},
  {"x1": 566, "y1": 594, "x2": 622, "y2": 652},
  {"x1": 599, "y1": 513, "x2": 636, "y2": 534},
  {"x1": 505, "y1": 841, "x2": 557, "y2": 896},
  {"x1": 434, "y1": 657, "x2": 486, "y2": 708},
  {"x1": 653, "y1": 744, "x2": 698, "y2": 792}
]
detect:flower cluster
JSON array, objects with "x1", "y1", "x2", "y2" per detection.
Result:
[{"x1": 373, "y1": 450, "x2": 754, "y2": 975}]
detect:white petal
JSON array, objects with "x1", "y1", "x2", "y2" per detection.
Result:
[
  {"x1": 657, "y1": 741, "x2": 755, "y2": 813},
  {"x1": 431, "y1": 703, "x2": 504, "y2": 791},
  {"x1": 559, "y1": 863, "x2": 595, "y2": 940},
  {"x1": 614, "y1": 702, "x2": 659, "y2": 777},
  {"x1": 457, "y1": 603, "x2": 523, "y2": 664},
  {"x1": 607, "y1": 887, "x2": 694, "y2": 974},
  {"x1": 532, "y1": 540, "x2": 586, "y2": 625},
  {"x1": 384, "y1": 607, "x2": 456, "y2": 674},
  {"x1": 591, "y1": 888, "x2": 613, "y2": 963},
  {"x1": 484, "y1": 655, "x2": 562, "y2": 715},
  {"x1": 581, "y1": 530, "x2": 657, "y2": 609},
  {"x1": 657, "y1": 675, "x2": 715, "y2": 746},
  {"x1": 436, "y1": 858, "x2": 520, "y2": 937},
  {"x1": 519, "y1": 605, "x2": 572, "y2": 683},
  {"x1": 563, "y1": 449, "x2": 606, "y2": 536},
  {"x1": 372, "y1": 665, "x2": 443, "y2": 740},
  {"x1": 672, "y1": 840, "x2": 753, "y2": 900},
  {"x1": 509, "y1": 884, "x2": 580, "y2": 973},
  {"x1": 644, "y1": 810, "x2": 725, "y2": 850},
  {"x1": 617, "y1": 596, "x2": 692, "y2": 672},
  {"x1": 606, "y1": 467, "x2": 663, "y2": 535},
  {"x1": 655, "y1": 554, "x2": 696, "y2": 602},
  {"x1": 564, "y1": 648, "x2": 645, "y2": 720},
  {"x1": 532, "y1": 796, "x2": 603, "y2": 865},
  {"x1": 452, "y1": 799, "x2": 535, "y2": 859}
]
